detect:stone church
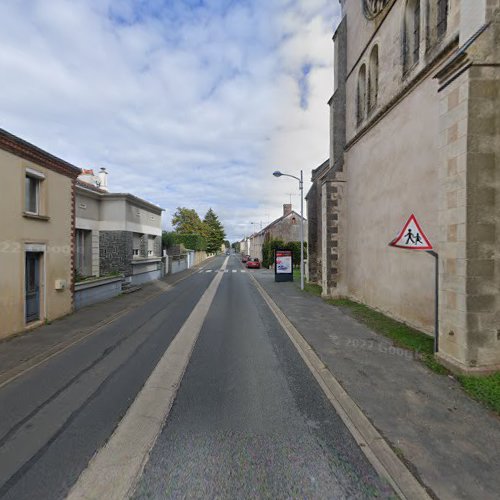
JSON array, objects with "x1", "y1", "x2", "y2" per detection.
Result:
[{"x1": 306, "y1": 0, "x2": 499, "y2": 373}]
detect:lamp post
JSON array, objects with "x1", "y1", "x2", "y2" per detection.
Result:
[{"x1": 273, "y1": 169, "x2": 304, "y2": 291}]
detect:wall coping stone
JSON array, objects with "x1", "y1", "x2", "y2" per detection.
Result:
[{"x1": 75, "y1": 276, "x2": 124, "y2": 291}]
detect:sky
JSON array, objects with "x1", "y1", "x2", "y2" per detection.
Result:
[{"x1": 0, "y1": 0, "x2": 340, "y2": 241}]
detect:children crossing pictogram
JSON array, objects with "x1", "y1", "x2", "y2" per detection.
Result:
[{"x1": 389, "y1": 214, "x2": 432, "y2": 250}]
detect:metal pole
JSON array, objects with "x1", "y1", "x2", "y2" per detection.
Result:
[
  {"x1": 300, "y1": 170, "x2": 304, "y2": 291},
  {"x1": 427, "y1": 250, "x2": 439, "y2": 353}
]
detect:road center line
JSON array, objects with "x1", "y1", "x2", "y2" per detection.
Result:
[{"x1": 66, "y1": 257, "x2": 229, "y2": 500}]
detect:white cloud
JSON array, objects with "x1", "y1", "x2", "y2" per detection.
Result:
[{"x1": 0, "y1": 0, "x2": 340, "y2": 240}]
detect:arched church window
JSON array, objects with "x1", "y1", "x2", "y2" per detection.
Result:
[
  {"x1": 368, "y1": 45, "x2": 379, "y2": 112},
  {"x1": 403, "y1": 0, "x2": 420, "y2": 72},
  {"x1": 437, "y1": 0, "x2": 448, "y2": 39},
  {"x1": 357, "y1": 64, "x2": 367, "y2": 125}
]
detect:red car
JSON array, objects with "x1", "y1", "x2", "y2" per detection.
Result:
[
  {"x1": 246, "y1": 258, "x2": 261, "y2": 269},
  {"x1": 241, "y1": 254, "x2": 250, "y2": 263}
]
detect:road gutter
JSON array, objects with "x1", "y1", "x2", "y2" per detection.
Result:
[
  {"x1": 250, "y1": 274, "x2": 432, "y2": 500},
  {"x1": 66, "y1": 257, "x2": 229, "y2": 500}
]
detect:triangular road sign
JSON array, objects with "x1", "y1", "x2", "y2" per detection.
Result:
[{"x1": 389, "y1": 214, "x2": 433, "y2": 250}]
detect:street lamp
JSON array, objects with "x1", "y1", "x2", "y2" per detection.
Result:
[{"x1": 272, "y1": 169, "x2": 304, "y2": 291}]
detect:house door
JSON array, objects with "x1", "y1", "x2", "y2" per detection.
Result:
[{"x1": 26, "y1": 252, "x2": 41, "y2": 323}]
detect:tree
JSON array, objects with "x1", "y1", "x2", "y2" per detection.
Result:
[
  {"x1": 171, "y1": 207, "x2": 204, "y2": 235},
  {"x1": 162, "y1": 231, "x2": 177, "y2": 249},
  {"x1": 285, "y1": 241, "x2": 307, "y2": 267},
  {"x1": 262, "y1": 238, "x2": 285, "y2": 268},
  {"x1": 203, "y1": 208, "x2": 226, "y2": 254}
]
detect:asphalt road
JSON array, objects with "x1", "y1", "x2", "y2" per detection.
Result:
[
  {"x1": 133, "y1": 256, "x2": 392, "y2": 499},
  {"x1": 0, "y1": 255, "x2": 393, "y2": 499}
]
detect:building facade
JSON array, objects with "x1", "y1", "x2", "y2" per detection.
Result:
[
  {"x1": 75, "y1": 175, "x2": 163, "y2": 286},
  {"x1": 0, "y1": 129, "x2": 80, "y2": 339},
  {"x1": 307, "y1": 0, "x2": 500, "y2": 372},
  {"x1": 248, "y1": 204, "x2": 308, "y2": 261}
]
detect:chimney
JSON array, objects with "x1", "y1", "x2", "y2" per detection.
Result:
[
  {"x1": 98, "y1": 168, "x2": 109, "y2": 192},
  {"x1": 283, "y1": 204, "x2": 292, "y2": 216}
]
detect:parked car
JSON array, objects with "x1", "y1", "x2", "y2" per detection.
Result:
[
  {"x1": 246, "y1": 258, "x2": 261, "y2": 269},
  {"x1": 242, "y1": 254, "x2": 250, "y2": 263}
]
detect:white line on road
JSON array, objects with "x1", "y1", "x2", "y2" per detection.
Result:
[
  {"x1": 205, "y1": 270, "x2": 212, "y2": 273},
  {"x1": 66, "y1": 257, "x2": 230, "y2": 500},
  {"x1": 232, "y1": 270, "x2": 237, "y2": 273}
]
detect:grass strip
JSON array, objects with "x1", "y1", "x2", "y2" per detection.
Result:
[
  {"x1": 293, "y1": 269, "x2": 323, "y2": 296},
  {"x1": 457, "y1": 372, "x2": 500, "y2": 414},
  {"x1": 326, "y1": 298, "x2": 447, "y2": 374},
  {"x1": 285, "y1": 271, "x2": 500, "y2": 414},
  {"x1": 323, "y1": 298, "x2": 500, "y2": 414}
]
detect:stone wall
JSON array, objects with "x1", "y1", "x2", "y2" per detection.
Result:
[
  {"x1": 435, "y1": 4, "x2": 500, "y2": 371},
  {"x1": 99, "y1": 231, "x2": 133, "y2": 277},
  {"x1": 306, "y1": 182, "x2": 320, "y2": 283}
]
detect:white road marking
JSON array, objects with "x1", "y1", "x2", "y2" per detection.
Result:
[
  {"x1": 205, "y1": 269, "x2": 212, "y2": 273},
  {"x1": 232, "y1": 270, "x2": 237, "y2": 273},
  {"x1": 66, "y1": 257, "x2": 230, "y2": 500}
]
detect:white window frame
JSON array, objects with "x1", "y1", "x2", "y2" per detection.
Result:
[
  {"x1": 147, "y1": 236, "x2": 155, "y2": 257},
  {"x1": 133, "y1": 233, "x2": 141, "y2": 258},
  {"x1": 25, "y1": 174, "x2": 41, "y2": 215}
]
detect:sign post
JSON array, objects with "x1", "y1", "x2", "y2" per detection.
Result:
[
  {"x1": 389, "y1": 214, "x2": 439, "y2": 353},
  {"x1": 274, "y1": 249, "x2": 293, "y2": 282}
]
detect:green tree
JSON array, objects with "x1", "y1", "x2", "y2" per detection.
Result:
[
  {"x1": 162, "y1": 231, "x2": 177, "y2": 249},
  {"x1": 172, "y1": 207, "x2": 204, "y2": 235},
  {"x1": 285, "y1": 241, "x2": 307, "y2": 267},
  {"x1": 203, "y1": 208, "x2": 226, "y2": 254},
  {"x1": 262, "y1": 238, "x2": 285, "y2": 268},
  {"x1": 175, "y1": 234, "x2": 207, "y2": 251}
]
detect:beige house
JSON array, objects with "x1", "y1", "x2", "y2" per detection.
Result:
[
  {"x1": 0, "y1": 128, "x2": 80, "y2": 339},
  {"x1": 248, "y1": 204, "x2": 307, "y2": 261},
  {"x1": 307, "y1": 0, "x2": 499, "y2": 372}
]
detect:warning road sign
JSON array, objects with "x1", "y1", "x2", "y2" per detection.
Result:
[{"x1": 389, "y1": 214, "x2": 433, "y2": 250}]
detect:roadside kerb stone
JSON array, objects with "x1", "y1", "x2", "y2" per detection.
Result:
[
  {"x1": 249, "y1": 273, "x2": 430, "y2": 500},
  {"x1": 251, "y1": 268, "x2": 500, "y2": 500}
]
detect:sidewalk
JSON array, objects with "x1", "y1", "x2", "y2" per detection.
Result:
[
  {"x1": 252, "y1": 269, "x2": 500, "y2": 500},
  {"x1": 0, "y1": 263, "x2": 208, "y2": 387}
]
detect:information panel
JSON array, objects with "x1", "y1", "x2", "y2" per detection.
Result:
[{"x1": 275, "y1": 249, "x2": 293, "y2": 282}]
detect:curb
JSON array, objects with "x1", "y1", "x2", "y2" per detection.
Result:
[{"x1": 250, "y1": 274, "x2": 432, "y2": 500}]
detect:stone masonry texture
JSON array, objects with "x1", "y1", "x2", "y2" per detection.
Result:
[{"x1": 99, "y1": 231, "x2": 133, "y2": 277}]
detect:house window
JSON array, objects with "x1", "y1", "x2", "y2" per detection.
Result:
[
  {"x1": 148, "y1": 236, "x2": 155, "y2": 256},
  {"x1": 437, "y1": 0, "x2": 448, "y2": 39},
  {"x1": 133, "y1": 233, "x2": 141, "y2": 257},
  {"x1": 357, "y1": 64, "x2": 367, "y2": 125},
  {"x1": 404, "y1": 0, "x2": 420, "y2": 72},
  {"x1": 75, "y1": 229, "x2": 92, "y2": 277},
  {"x1": 25, "y1": 175, "x2": 40, "y2": 214},
  {"x1": 368, "y1": 45, "x2": 379, "y2": 112}
]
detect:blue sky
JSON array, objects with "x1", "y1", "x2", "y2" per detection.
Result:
[{"x1": 0, "y1": 0, "x2": 339, "y2": 240}]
